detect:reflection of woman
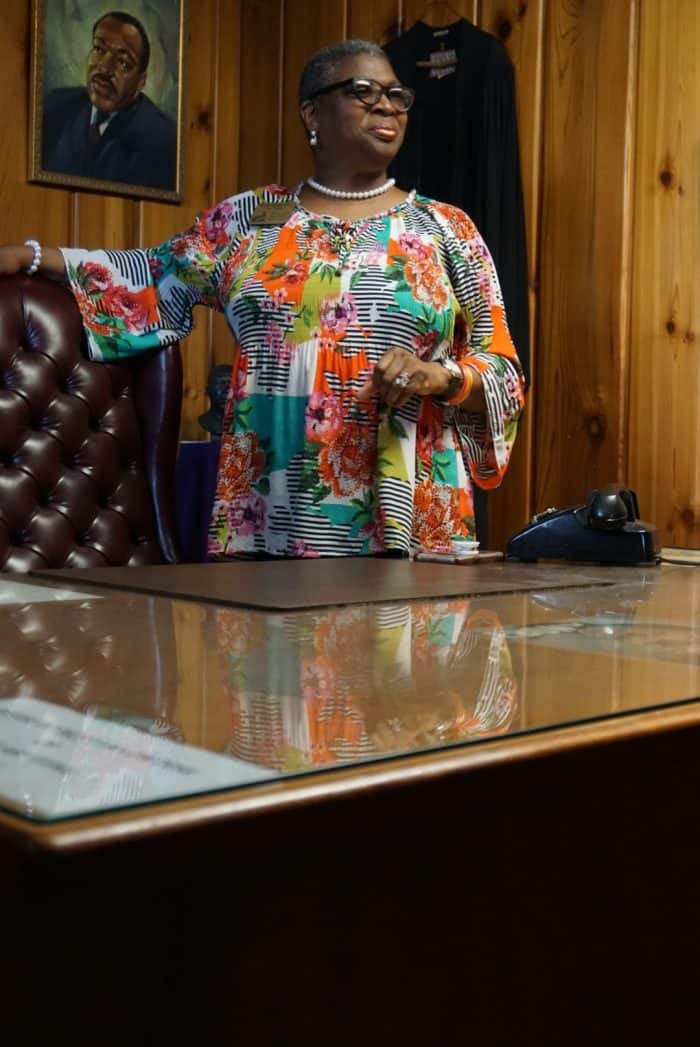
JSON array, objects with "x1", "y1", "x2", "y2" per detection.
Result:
[
  {"x1": 0, "y1": 40, "x2": 523, "y2": 559},
  {"x1": 216, "y1": 601, "x2": 519, "y2": 771}
]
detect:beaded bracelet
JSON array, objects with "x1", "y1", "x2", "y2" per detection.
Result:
[
  {"x1": 23, "y1": 239, "x2": 42, "y2": 276},
  {"x1": 444, "y1": 362, "x2": 475, "y2": 406}
]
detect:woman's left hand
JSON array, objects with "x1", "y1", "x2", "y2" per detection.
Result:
[{"x1": 356, "y1": 347, "x2": 450, "y2": 409}]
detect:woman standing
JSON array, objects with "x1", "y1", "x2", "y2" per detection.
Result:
[{"x1": 0, "y1": 40, "x2": 524, "y2": 560}]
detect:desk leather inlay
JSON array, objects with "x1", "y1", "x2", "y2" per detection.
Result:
[{"x1": 29, "y1": 559, "x2": 647, "y2": 609}]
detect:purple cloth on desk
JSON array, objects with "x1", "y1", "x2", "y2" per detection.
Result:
[{"x1": 175, "y1": 441, "x2": 219, "y2": 563}]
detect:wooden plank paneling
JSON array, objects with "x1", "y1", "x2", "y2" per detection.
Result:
[
  {"x1": 280, "y1": 0, "x2": 346, "y2": 186},
  {"x1": 628, "y1": 0, "x2": 700, "y2": 546},
  {"x1": 534, "y1": 0, "x2": 635, "y2": 511},
  {"x1": 73, "y1": 194, "x2": 140, "y2": 249},
  {"x1": 211, "y1": 0, "x2": 242, "y2": 367},
  {"x1": 479, "y1": 0, "x2": 544, "y2": 549},
  {"x1": 213, "y1": 0, "x2": 242, "y2": 206},
  {"x1": 238, "y1": 0, "x2": 283, "y2": 189},
  {"x1": 348, "y1": 0, "x2": 399, "y2": 44},
  {"x1": 0, "y1": 2, "x2": 73, "y2": 249},
  {"x1": 140, "y1": 0, "x2": 220, "y2": 439}
]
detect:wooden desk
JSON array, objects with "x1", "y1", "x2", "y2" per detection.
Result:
[{"x1": 2, "y1": 562, "x2": 700, "y2": 1044}]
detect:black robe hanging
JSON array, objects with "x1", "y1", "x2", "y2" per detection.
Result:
[{"x1": 385, "y1": 19, "x2": 530, "y2": 386}]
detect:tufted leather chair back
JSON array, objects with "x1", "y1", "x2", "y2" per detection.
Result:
[{"x1": 0, "y1": 274, "x2": 182, "y2": 571}]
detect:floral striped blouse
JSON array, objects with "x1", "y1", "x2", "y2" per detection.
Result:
[{"x1": 61, "y1": 185, "x2": 525, "y2": 559}]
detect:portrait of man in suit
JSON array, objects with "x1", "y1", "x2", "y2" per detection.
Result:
[{"x1": 34, "y1": 4, "x2": 183, "y2": 198}]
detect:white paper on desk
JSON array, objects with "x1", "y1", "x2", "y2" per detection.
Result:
[
  {"x1": 0, "y1": 581, "x2": 101, "y2": 605},
  {"x1": 0, "y1": 697, "x2": 275, "y2": 821}
]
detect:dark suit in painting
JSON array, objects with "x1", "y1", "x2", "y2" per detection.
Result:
[{"x1": 42, "y1": 87, "x2": 177, "y2": 191}]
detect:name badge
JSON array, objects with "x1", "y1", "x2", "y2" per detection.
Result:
[{"x1": 250, "y1": 202, "x2": 296, "y2": 226}]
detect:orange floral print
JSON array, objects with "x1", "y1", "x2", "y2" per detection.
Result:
[
  {"x1": 404, "y1": 257, "x2": 450, "y2": 310},
  {"x1": 217, "y1": 432, "x2": 265, "y2": 501},
  {"x1": 72, "y1": 288, "x2": 118, "y2": 336},
  {"x1": 414, "y1": 477, "x2": 470, "y2": 549},
  {"x1": 433, "y1": 201, "x2": 479, "y2": 242},
  {"x1": 318, "y1": 423, "x2": 377, "y2": 497},
  {"x1": 101, "y1": 285, "x2": 159, "y2": 333}
]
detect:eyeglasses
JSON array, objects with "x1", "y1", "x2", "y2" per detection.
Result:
[{"x1": 310, "y1": 77, "x2": 415, "y2": 113}]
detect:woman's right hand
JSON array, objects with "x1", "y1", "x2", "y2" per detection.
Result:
[{"x1": 0, "y1": 244, "x2": 67, "y2": 280}]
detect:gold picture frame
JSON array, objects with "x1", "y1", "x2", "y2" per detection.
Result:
[{"x1": 29, "y1": 0, "x2": 187, "y2": 203}]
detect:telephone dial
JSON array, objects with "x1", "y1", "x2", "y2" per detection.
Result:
[{"x1": 505, "y1": 484, "x2": 659, "y2": 565}]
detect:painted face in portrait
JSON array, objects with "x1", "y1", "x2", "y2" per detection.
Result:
[{"x1": 86, "y1": 16, "x2": 147, "y2": 114}]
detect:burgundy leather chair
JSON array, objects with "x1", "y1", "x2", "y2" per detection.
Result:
[{"x1": 0, "y1": 274, "x2": 182, "y2": 571}]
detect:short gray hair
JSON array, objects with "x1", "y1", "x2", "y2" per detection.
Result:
[{"x1": 299, "y1": 40, "x2": 388, "y2": 103}]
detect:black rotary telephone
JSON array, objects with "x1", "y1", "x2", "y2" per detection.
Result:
[{"x1": 505, "y1": 484, "x2": 659, "y2": 564}]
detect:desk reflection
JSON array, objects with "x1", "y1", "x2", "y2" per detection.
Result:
[
  {"x1": 215, "y1": 600, "x2": 519, "y2": 770},
  {"x1": 0, "y1": 588, "x2": 519, "y2": 775},
  {"x1": 0, "y1": 592, "x2": 182, "y2": 741}
]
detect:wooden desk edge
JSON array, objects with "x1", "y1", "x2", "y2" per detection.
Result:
[{"x1": 2, "y1": 700, "x2": 699, "y2": 854}]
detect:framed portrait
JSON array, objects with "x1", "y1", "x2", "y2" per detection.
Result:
[{"x1": 29, "y1": 0, "x2": 187, "y2": 202}]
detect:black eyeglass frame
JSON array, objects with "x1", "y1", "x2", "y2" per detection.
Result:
[{"x1": 308, "y1": 77, "x2": 415, "y2": 113}]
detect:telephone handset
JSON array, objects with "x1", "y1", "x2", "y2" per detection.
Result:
[
  {"x1": 506, "y1": 483, "x2": 659, "y2": 564},
  {"x1": 578, "y1": 485, "x2": 641, "y2": 531}
]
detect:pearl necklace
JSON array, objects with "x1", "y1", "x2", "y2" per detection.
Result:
[{"x1": 305, "y1": 176, "x2": 395, "y2": 200}]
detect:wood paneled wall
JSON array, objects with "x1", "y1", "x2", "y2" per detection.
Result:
[
  {"x1": 628, "y1": 0, "x2": 700, "y2": 546},
  {"x1": 1, "y1": 0, "x2": 698, "y2": 548}
]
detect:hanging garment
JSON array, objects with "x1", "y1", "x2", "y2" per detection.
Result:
[{"x1": 385, "y1": 18, "x2": 529, "y2": 387}]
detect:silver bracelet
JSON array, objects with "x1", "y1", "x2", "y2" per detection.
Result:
[{"x1": 23, "y1": 239, "x2": 42, "y2": 275}]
